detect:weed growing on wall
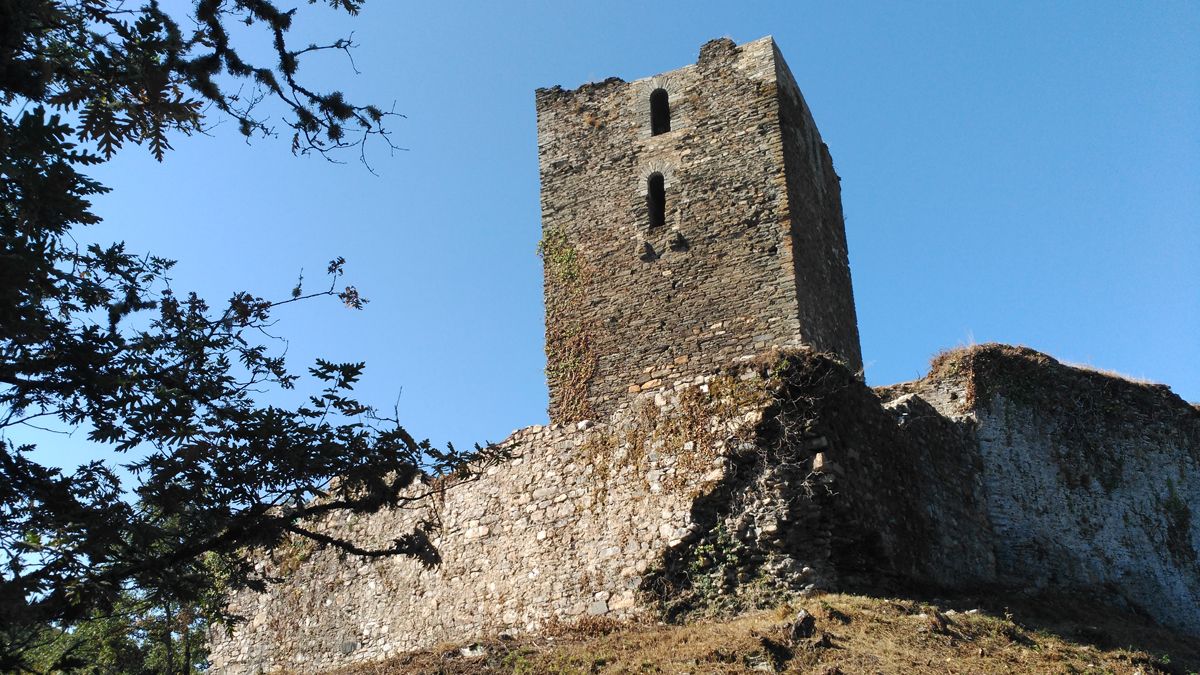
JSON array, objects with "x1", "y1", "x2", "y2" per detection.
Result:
[
  {"x1": 575, "y1": 373, "x2": 773, "y2": 507},
  {"x1": 686, "y1": 523, "x2": 749, "y2": 599},
  {"x1": 647, "y1": 520, "x2": 798, "y2": 622},
  {"x1": 273, "y1": 532, "x2": 318, "y2": 578},
  {"x1": 540, "y1": 225, "x2": 598, "y2": 422}
]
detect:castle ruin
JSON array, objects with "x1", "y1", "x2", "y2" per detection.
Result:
[{"x1": 208, "y1": 38, "x2": 1200, "y2": 673}]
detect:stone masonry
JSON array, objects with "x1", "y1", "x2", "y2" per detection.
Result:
[
  {"x1": 208, "y1": 38, "x2": 1200, "y2": 673},
  {"x1": 537, "y1": 36, "x2": 861, "y2": 425},
  {"x1": 208, "y1": 346, "x2": 1200, "y2": 672},
  {"x1": 881, "y1": 345, "x2": 1200, "y2": 635},
  {"x1": 208, "y1": 372, "x2": 766, "y2": 672}
]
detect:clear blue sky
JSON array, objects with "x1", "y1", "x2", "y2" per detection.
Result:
[{"x1": 36, "y1": 2, "x2": 1200, "y2": 459}]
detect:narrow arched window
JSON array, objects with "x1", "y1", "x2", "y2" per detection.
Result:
[
  {"x1": 647, "y1": 173, "x2": 666, "y2": 229},
  {"x1": 650, "y1": 88, "x2": 670, "y2": 135}
]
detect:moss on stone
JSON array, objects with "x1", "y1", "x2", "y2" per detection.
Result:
[{"x1": 1163, "y1": 480, "x2": 1196, "y2": 565}]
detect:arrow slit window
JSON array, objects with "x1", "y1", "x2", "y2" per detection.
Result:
[
  {"x1": 647, "y1": 173, "x2": 666, "y2": 229},
  {"x1": 650, "y1": 89, "x2": 670, "y2": 135}
]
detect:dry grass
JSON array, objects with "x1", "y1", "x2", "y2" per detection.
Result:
[
  {"x1": 1060, "y1": 361, "x2": 1158, "y2": 386},
  {"x1": 927, "y1": 343, "x2": 1165, "y2": 391},
  {"x1": 328, "y1": 592, "x2": 1199, "y2": 674}
]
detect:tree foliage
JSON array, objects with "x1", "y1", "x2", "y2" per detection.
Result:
[
  {"x1": 23, "y1": 589, "x2": 209, "y2": 674},
  {"x1": 0, "y1": 1, "x2": 483, "y2": 670}
]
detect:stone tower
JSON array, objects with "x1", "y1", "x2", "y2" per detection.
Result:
[{"x1": 536, "y1": 36, "x2": 861, "y2": 424}]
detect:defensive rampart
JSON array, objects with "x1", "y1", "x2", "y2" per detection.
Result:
[{"x1": 209, "y1": 346, "x2": 1200, "y2": 672}]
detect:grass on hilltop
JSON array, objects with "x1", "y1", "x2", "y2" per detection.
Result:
[{"x1": 330, "y1": 591, "x2": 1200, "y2": 674}]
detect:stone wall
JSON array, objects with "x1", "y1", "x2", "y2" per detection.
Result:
[
  {"x1": 882, "y1": 345, "x2": 1200, "y2": 634},
  {"x1": 208, "y1": 352, "x2": 936, "y2": 673},
  {"x1": 536, "y1": 37, "x2": 862, "y2": 425},
  {"x1": 208, "y1": 347, "x2": 1200, "y2": 672},
  {"x1": 209, "y1": 368, "x2": 775, "y2": 673}
]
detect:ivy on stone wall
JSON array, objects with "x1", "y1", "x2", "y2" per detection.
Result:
[
  {"x1": 539, "y1": 225, "x2": 598, "y2": 422},
  {"x1": 637, "y1": 353, "x2": 842, "y2": 622},
  {"x1": 576, "y1": 372, "x2": 773, "y2": 508}
]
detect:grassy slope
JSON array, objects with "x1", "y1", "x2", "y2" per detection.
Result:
[{"x1": 330, "y1": 592, "x2": 1199, "y2": 674}]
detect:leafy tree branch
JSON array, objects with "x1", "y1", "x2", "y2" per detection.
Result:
[{"x1": 0, "y1": 1, "x2": 486, "y2": 671}]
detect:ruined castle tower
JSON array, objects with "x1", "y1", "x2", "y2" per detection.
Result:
[
  {"x1": 536, "y1": 37, "x2": 862, "y2": 424},
  {"x1": 208, "y1": 42, "x2": 1200, "y2": 670}
]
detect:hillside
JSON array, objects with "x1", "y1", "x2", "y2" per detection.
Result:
[{"x1": 330, "y1": 591, "x2": 1200, "y2": 674}]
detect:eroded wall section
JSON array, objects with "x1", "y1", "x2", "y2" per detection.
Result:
[{"x1": 887, "y1": 345, "x2": 1200, "y2": 635}]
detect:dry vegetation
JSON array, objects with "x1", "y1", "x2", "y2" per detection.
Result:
[
  {"x1": 328, "y1": 592, "x2": 1199, "y2": 674},
  {"x1": 924, "y1": 344, "x2": 1173, "y2": 403}
]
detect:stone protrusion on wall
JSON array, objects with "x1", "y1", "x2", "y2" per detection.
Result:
[
  {"x1": 697, "y1": 37, "x2": 739, "y2": 65},
  {"x1": 536, "y1": 36, "x2": 863, "y2": 426}
]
